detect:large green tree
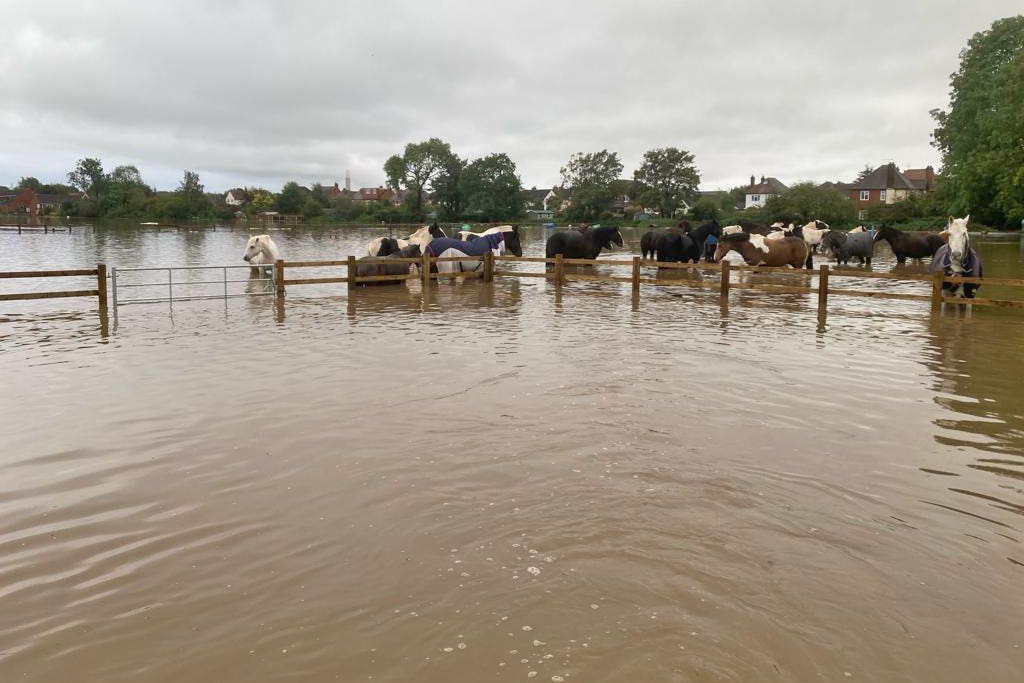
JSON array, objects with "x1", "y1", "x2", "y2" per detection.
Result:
[
  {"x1": 931, "y1": 15, "x2": 1024, "y2": 227},
  {"x1": 67, "y1": 157, "x2": 106, "y2": 200},
  {"x1": 459, "y1": 153, "x2": 523, "y2": 221},
  {"x1": 276, "y1": 181, "x2": 305, "y2": 214},
  {"x1": 559, "y1": 150, "x2": 623, "y2": 221},
  {"x1": 102, "y1": 164, "x2": 150, "y2": 217},
  {"x1": 430, "y1": 154, "x2": 467, "y2": 219},
  {"x1": 17, "y1": 176, "x2": 42, "y2": 191},
  {"x1": 384, "y1": 138, "x2": 458, "y2": 216},
  {"x1": 762, "y1": 182, "x2": 854, "y2": 225},
  {"x1": 633, "y1": 147, "x2": 700, "y2": 218},
  {"x1": 177, "y1": 170, "x2": 208, "y2": 215}
]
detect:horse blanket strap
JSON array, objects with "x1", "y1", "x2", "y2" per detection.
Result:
[
  {"x1": 704, "y1": 235, "x2": 718, "y2": 245},
  {"x1": 426, "y1": 233, "x2": 503, "y2": 257}
]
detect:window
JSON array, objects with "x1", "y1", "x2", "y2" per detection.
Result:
[
  {"x1": 858, "y1": 209, "x2": 868, "y2": 220},
  {"x1": 879, "y1": 190, "x2": 886, "y2": 201},
  {"x1": 751, "y1": 194, "x2": 760, "y2": 203},
  {"x1": 859, "y1": 190, "x2": 870, "y2": 201}
]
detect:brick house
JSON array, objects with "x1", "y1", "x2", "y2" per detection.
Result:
[
  {"x1": 902, "y1": 166, "x2": 937, "y2": 192},
  {"x1": 849, "y1": 163, "x2": 917, "y2": 206}
]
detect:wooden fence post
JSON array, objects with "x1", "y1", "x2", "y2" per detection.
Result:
[
  {"x1": 554, "y1": 254, "x2": 564, "y2": 284},
  {"x1": 421, "y1": 252, "x2": 431, "y2": 290},
  {"x1": 96, "y1": 263, "x2": 108, "y2": 310},
  {"x1": 720, "y1": 260, "x2": 731, "y2": 299},
  {"x1": 631, "y1": 256, "x2": 641, "y2": 295},
  {"x1": 931, "y1": 269, "x2": 944, "y2": 311},
  {"x1": 817, "y1": 264, "x2": 829, "y2": 317},
  {"x1": 483, "y1": 251, "x2": 494, "y2": 282},
  {"x1": 347, "y1": 255, "x2": 357, "y2": 291},
  {"x1": 275, "y1": 259, "x2": 285, "y2": 296}
]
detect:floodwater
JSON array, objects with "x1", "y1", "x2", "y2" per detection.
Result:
[{"x1": 2, "y1": 224, "x2": 1023, "y2": 682}]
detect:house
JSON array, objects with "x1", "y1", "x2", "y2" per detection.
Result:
[
  {"x1": 902, "y1": 166, "x2": 937, "y2": 192},
  {"x1": 0, "y1": 188, "x2": 39, "y2": 214},
  {"x1": 350, "y1": 186, "x2": 395, "y2": 203},
  {"x1": 521, "y1": 187, "x2": 552, "y2": 211},
  {"x1": 848, "y1": 163, "x2": 919, "y2": 219},
  {"x1": 224, "y1": 188, "x2": 250, "y2": 207},
  {"x1": 36, "y1": 193, "x2": 78, "y2": 212},
  {"x1": 745, "y1": 175, "x2": 788, "y2": 209},
  {"x1": 325, "y1": 182, "x2": 345, "y2": 200}
]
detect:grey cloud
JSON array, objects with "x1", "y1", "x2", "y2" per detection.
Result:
[{"x1": 1, "y1": 0, "x2": 1019, "y2": 192}]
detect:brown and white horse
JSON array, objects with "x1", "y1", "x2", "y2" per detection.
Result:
[{"x1": 714, "y1": 232, "x2": 812, "y2": 268}]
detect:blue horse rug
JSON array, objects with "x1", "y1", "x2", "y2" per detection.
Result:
[{"x1": 426, "y1": 232, "x2": 504, "y2": 257}]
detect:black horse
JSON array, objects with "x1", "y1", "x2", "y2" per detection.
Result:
[
  {"x1": 684, "y1": 219, "x2": 721, "y2": 262},
  {"x1": 546, "y1": 225, "x2": 624, "y2": 260},
  {"x1": 355, "y1": 244, "x2": 421, "y2": 285},
  {"x1": 641, "y1": 221, "x2": 690, "y2": 260},
  {"x1": 874, "y1": 225, "x2": 946, "y2": 264},
  {"x1": 640, "y1": 230, "x2": 658, "y2": 259},
  {"x1": 653, "y1": 231, "x2": 700, "y2": 263}
]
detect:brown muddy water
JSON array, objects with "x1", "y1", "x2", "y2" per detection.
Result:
[{"x1": 2, "y1": 225, "x2": 1024, "y2": 682}]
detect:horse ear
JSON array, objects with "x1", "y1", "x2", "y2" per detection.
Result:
[{"x1": 964, "y1": 214, "x2": 969, "y2": 224}]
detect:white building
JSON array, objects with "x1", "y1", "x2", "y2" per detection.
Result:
[{"x1": 744, "y1": 175, "x2": 788, "y2": 209}]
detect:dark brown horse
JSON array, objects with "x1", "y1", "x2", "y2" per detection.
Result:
[
  {"x1": 714, "y1": 232, "x2": 811, "y2": 268},
  {"x1": 734, "y1": 219, "x2": 776, "y2": 236},
  {"x1": 873, "y1": 225, "x2": 946, "y2": 264}
]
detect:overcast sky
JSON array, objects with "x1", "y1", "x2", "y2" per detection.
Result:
[{"x1": 2, "y1": 1, "x2": 1019, "y2": 193}]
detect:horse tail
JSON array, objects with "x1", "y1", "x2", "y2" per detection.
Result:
[{"x1": 803, "y1": 241, "x2": 813, "y2": 270}]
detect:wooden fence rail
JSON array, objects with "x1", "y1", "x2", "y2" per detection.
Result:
[
  {"x1": 276, "y1": 254, "x2": 1024, "y2": 311},
  {"x1": 0, "y1": 264, "x2": 107, "y2": 308}
]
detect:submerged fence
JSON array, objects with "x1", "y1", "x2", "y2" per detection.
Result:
[{"x1": 3, "y1": 255, "x2": 1024, "y2": 320}]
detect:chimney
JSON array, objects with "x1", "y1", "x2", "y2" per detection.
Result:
[
  {"x1": 750, "y1": 175, "x2": 755, "y2": 187},
  {"x1": 760, "y1": 175, "x2": 765, "y2": 184},
  {"x1": 345, "y1": 170, "x2": 351, "y2": 192}
]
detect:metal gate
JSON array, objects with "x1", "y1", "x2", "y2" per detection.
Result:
[{"x1": 110, "y1": 264, "x2": 275, "y2": 306}]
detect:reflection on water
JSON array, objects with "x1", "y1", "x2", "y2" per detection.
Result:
[{"x1": 1, "y1": 225, "x2": 1023, "y2": 682}]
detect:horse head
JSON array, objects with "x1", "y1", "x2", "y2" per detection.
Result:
[
  {"x1": 715, "y1": 231, "x2": 759, "y2": 264},
  {"x1": 408, "y1": 225, "x2": 437, "y2": 249},
  {"x1": 243, "y1": 234, "x2": 275, "y2": 263},
  {"x1": 504, "y1": 225, "x2": 523, "y2": 257},
  {"x1": 428, "y1": 223, "x2": 447, "y2": 238},
  {"x1": 946, "y1": 215, "x2": 970, "y2": 270},
  {"x1": 873, "y1": 224, "x2": 896, "y2": 243},
  {"x1": 377, "y1": 237, "x2": 401, "y2": 257},
  {"x1": 820, "y1": 230, "x2": 846, "y2": 257},
  {"x1": 593, "y1": 226, "x2": 623, "y2": 250}
]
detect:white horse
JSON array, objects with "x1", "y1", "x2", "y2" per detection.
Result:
[
  {"x1": 242, "y1": 235, "x2": 280, "y2": 272},
  {"x1": 721, "y1": 225, "x2": 745, "y2": 236},
  {"x1": 765, "y1": 224, "x2": 795, "y2": 241},
  {"x1": 940, "y1": 215, "x2": 979, "y2": 298},
  {"x1": 796, "y1": 220, "x2": 830, "y2": 253}
]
